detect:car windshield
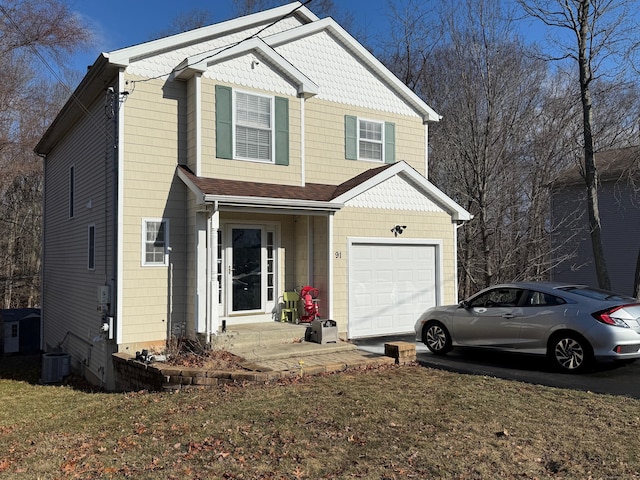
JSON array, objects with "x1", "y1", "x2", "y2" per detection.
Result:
[{"x1": 557, "y1": 285, "x2": 636, "y2": 302}]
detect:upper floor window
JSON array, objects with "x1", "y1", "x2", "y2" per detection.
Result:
[
  {"x1": 216, "y1": 85, "x2": 289, "y2": 165},
  {"x1": 235, "y1": 91, "x2": 272, "y2": 162},
  {"x1": 69, "y1": 165, "x2": 75, "y2": 218},
  {"x1": 142, "y1": 219, "x2": 169, "y2": 266},
  {"x1": 345, "y1": 115, "x2": 395, "y2": 164},
  {"x1": 359, "y1": 119, "x2": 383, "y2": 161}
]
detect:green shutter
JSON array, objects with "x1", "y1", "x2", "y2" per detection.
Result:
[
  {"x1": 215, "y1": 85, "x2": 233, "y2": 159},
  {"x1": 384, "y1": 122, "x2": 395, "y2": 164},
  {"x1": 345, "y1": 115, "x2": 357, "y2": 160},
  {"x1": 274, "y1": 96, "x2": 289, "y2": 166}
]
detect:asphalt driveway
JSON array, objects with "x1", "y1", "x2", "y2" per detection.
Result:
[{"x1": 353, "y1": 334, "x2": 640, "y2": 399}]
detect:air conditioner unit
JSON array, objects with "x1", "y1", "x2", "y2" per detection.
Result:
[{"x1": 41, "y1": 352, "x2": 71, "y2": 384}]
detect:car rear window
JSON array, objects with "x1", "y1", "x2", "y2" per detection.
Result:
[
  {"x1": 557, "y1": 286, "x2": 636, "y2": 302},
  {"x1": 527, "y1": 291, "x2": 566, "y2": 306}
]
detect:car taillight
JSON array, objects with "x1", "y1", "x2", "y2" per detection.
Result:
[{"x1": 592, "y1": 305, "x2": 634, "y2": 328}]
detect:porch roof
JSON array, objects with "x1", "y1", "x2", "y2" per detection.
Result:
[{"x1": 177, "y1": 164, "x2": 393, "y2": 212}]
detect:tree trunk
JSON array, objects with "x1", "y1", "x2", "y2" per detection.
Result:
[{"x1": 577, "y1": 0, "x2": 610, "y2": 290}]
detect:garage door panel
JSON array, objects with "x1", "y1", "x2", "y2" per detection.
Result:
[{"x1": 349, "y1": 243, "x2": 438, "y2": 338}]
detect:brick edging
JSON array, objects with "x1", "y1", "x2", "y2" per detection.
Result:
[{"x1": 112, "y1": 351, "x2": 396, "y2": 392}]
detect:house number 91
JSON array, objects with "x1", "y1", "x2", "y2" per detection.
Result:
[{"x1": 334, "y1": 252, "x2": 342, "y2": 259}]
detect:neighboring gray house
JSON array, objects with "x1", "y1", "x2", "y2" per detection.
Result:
[{"x1": 550, "y1": 147, "x2": 640, "y2": 295}]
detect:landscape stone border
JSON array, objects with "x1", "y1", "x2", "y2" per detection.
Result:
[{"x1": 112, "y1": 344, "x2": 413, "y2": 392}]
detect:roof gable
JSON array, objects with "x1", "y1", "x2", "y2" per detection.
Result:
[
  {"x1": 110, "y1": 2, "x2": 439, "y2": 122},
  {"x1": 333, "y1": 162, "x2": 472, "y2": 221},
  {"x1": 344, "y1": 174, "x2": 445, "y2": 213},
  {"x1": 37, "y1": 1, "x2": 442, "y2": 154},
  {"x1": 174, "y1": 37, "x2": 319, "y2": 98},
  {"x1": 106, "y1": 3, "x2": 318, "y2": 66}
]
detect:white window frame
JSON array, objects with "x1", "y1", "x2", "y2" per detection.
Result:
[
  {"x1": 142, "y1": 218, "x2": 169, "y2": 267},
  {"x1": 87, "y1": 224, "x2": 96, "y2": 270},
  {"x1": 233, "y1": 89, "x2": 274, "y2": 163},
  {"x1": 358, "y1": 118, "x2": 384, "y2": 162}
]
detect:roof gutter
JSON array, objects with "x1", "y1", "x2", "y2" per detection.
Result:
[
  {"x1": 35, "y1": 54, "x2": 116, "y2": 154},
  {"x1": 203, "y1": 194, "x2": 343, "y2": 212}
]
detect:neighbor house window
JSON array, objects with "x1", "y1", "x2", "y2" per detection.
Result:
[
  {"x1": 88, "y1": 224, "x2": 95, "y2": 270},
  {"x1": 142, "y1": 219, "x2": 169, "y2": 266},
  {"x1": 215, "y1": 85, "x2": 289, "y2": 165},
  {"x1": 69, "y1": 165, "x2": 75, "y2": 218},
  {"x1": 344, "y1": 115, "x2": 395, "y2": 164}
]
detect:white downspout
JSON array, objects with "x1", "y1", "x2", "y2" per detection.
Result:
[
  {"x1": 454, "y1": 221, "x2": 464, "y2": 303},
  {"x1": 424, "y1": 122, "x2": 429, "y2": 177},
  {"x1": 328, "y1": 213, "x2": 334, "y2": 320},
  {"x1": 115, "y1": 68, "x2": 125, "y2": 346},
  {"x1": 300, "y1": 96, "x2": 305, "y2": 186},
  {"x1": 194, "y1": 73, "x2": 202, "y2": 176}
]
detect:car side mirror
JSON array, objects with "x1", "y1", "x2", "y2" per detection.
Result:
[{"x1": 459, "y1": 300, "x2": 470, "y2": 309}]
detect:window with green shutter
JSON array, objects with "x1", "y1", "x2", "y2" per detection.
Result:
[
  {"x1": 344, "y1": 115, "x2": 395, "y2": 163},
  {"x1": 215, "y1": 86, "x2": 289, "y2": 165}
]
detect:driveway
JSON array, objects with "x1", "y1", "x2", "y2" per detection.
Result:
[{"x1": 353, "y1": 334, "x2": 640, "y2": 399}]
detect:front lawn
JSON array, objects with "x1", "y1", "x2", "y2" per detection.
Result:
[{"x1": 0, "y1": 355, "x2": 638, "y2": 479}]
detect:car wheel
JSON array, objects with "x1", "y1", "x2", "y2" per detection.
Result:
[
  {"x1": 548, "y1": 333, "x2": 592, "y2": 373},
  {"x1": 422, "y1": 321, "x2": 452, "y2": 355}
]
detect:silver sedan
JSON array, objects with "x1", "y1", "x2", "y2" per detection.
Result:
[{"x1": 414, "y1": 282, "x2": 640, "y2": 372}]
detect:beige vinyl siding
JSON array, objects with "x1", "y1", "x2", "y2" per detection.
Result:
[
  {"x1": 198, "y1": 80, "x2": 424, "y2": 187},
  {"x1": 119, "y1": 75, "x2": 188, "y2": 347},
  {"x1": 186, "y1": 75, "x2": 199, "y2": 173},
  {"x1": 42, "y1": 87, "x2": 116, "y2": 381},
  {"x1": 304, "y1": 98, "x2": 427, "y2": 184},
  {"x1": 330, "y1": 207, "x2": 456, "y2": 334},
  {"x1": 199, "y1": 81, "x2": 302, "y2": 184}
]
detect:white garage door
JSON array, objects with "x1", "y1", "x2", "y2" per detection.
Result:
[{"x1": 349, "y1": 242, "x2": 437, "y2": 338}]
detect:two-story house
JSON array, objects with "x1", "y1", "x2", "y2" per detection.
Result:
[{"x1": 36, "y1": 2, "x2": 470, "y2": 389}]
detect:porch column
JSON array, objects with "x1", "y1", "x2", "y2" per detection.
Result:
[
  {"x1": 328, "y1": 212, "x2": 334, "y2": 320},
  {"x1": 207, "y1": 208, "x2": 220, "y2": 342}
]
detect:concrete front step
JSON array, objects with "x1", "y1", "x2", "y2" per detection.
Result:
[
  {"x1": 210, "y1": 321, "x2": 357, "y2": 362},
  {"x1": 211, "y1": 322, "x2": 312, "y2": 350},
  {"x1": 230, "y1": 340, "x2": 358, "y2": 363}
]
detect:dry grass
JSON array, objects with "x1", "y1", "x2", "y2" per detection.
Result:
[{"x1": 0, "y1": 354, "x2": 639, "y2": 479}]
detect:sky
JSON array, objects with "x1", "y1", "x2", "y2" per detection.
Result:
[{"x1": 69, "y1": 0, "x2": 391, "y2": 72}]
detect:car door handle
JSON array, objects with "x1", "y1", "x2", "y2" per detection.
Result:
[{"x1": 502, "y1": 313, "x2": 516, "y2": 319}]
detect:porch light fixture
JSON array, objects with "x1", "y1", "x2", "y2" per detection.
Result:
[{"x1": 391, "y1": 225, "x2": 407, "y2": 237}]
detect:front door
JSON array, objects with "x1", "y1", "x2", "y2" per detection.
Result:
[{"x1": 230, "y1": 227, "x2": 263, "y2": 313}]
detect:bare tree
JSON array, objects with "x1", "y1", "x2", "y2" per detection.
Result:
[
  {"x1": 518, "y1": 0, "x2": 640, "y2": 290},
  {"x1": 383, "y1": 0, "x2": 561, "y2": 297},
  {"x1": 149, "y1": 9, "x2": 214, "y2": 39},
  {"x1": 0, "y1": 0, "x2": 91, "y2": 307},
  {"x1": 232, "y1": 0, "x2": 355, "y2": 33}
]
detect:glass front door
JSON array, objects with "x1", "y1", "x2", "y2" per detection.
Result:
[{"x1": 231, "y1": 227, "x2": 262, "y2": 312}]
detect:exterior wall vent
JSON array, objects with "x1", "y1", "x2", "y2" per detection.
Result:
[{"x1": 41, "y1": 352, "x2": 71, "y2": 383}]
